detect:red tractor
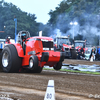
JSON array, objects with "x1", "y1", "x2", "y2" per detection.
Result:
[
  {"x1": 74, "y1": 40, "x2": 87, "y2": 59},
  {"x1": 1, "y1": 31, "x2": 65, "y2": 73},
  {"x1": 54, "y1": 36, "x2": 77, "y2": 59},
  {"x1": 74, "y1": 40, "x2": 86, "y2": 51}
]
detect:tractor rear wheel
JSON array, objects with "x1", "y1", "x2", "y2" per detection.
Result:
[
  {"x1": 1, "y1": 45, "x2": 22, "y2": 73},
  {"x1": 71, "y1": 49, "x2": 77, "y2": 59},
  {"x1": 29, "y1": 55, "x2": 43, "y2": 73},
  {"x1": 53, "y1": 61, "x2": 62, "y2": 70}
]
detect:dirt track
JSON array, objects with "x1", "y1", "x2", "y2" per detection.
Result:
[
  {"x1": 0, "y1": 59, "x2": 100, "y2": 100},
  {"x1": 63, "y1": 59, "x2": 100, "y2": 65}
]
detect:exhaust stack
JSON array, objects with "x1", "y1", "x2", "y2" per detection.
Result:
[{"x1": 39, "y1": 31, "x2": 42, "y2": 37}]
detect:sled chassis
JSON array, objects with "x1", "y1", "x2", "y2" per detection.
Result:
[{"x1": 1, "y1": 31, "x2": 65, "y2": 73}]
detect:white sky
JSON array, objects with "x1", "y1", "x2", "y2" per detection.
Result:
[{"x1": 4, "y1": 0, "x2": 62, "y2": 24}]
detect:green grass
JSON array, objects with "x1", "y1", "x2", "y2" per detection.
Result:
[
  {"x1": 43, "y1": 68, "x2": 54, "y2": 70},
  {"x1": 60, "y1": 69, "x2": 100, "y2": 75},
  {"x1": 43, "y1": 68, "x2": 100, "y2": 75}
]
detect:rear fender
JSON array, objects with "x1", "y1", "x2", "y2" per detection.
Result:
[
  {"x1": 41, "y1": 51, "x2": 65, "y2": 62},
  {"x1": 40, "y1": 51, "x2": 65, "y2": 67},
  {"x1": 13, "y1": 44, "x2": 24, "y2": 57}
]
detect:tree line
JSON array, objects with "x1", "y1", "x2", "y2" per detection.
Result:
[
  {"x1": 0, "y1": 0, "x2": 100, "y2": 45},
  {"x1": 0, "y1": 2, "x2": 46, "y2": 39}
]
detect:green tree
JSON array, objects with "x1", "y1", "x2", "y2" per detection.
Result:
[{"x1": 0, "y1": 2, "x2": 40, "y2": 38}]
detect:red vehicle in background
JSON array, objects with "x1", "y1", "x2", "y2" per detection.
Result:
[
  {"x1": 74, "y1": 40, "x2": 87, "y2": 52},
  {"x1": 54, "y1": 36, "x2": 77, "y2": 59},
  {"x1": 1, "y1": 31, "x2": 65, "y2": 73},
  {"x1": 74, "y1": 40, "x2": 88, "y2": 59}
]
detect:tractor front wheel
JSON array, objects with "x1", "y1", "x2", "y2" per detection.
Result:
[{"x1": 29, "y1": 55, "x2": 43, "y2": 73}]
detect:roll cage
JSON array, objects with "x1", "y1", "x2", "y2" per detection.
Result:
[{"x1": 17, "y1": 31, "x2": 30, "y2": 45}]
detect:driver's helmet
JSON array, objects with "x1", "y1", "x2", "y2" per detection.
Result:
[{"x1": 21, "y1": 33, "x2": 26, "y2": 41}]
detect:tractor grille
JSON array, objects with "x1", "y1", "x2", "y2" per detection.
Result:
[{"x1": 65, "y1": 48, "x2": 70, "y2": 52}]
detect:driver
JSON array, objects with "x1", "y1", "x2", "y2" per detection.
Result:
[{"x1": 21, "y1": 33, "x2": 27, "y2": 42}]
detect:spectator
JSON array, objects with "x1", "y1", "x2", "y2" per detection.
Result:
[
  {"x1": 93, "y1": 46, "x2": 96, "y2": 60},
  {"x1": 77, "y1": 45, "x2": 81, "y2": 59},
  {"x1": 90, "y1": 47, "x2": 96, "y2": 61},
  {"x1": 80, "y1": 46, "x2": 85, "y2": 59},
  {"x1": 96, "y1": 46, "x2": 100, "y2": 60},
  {"x1": 5, "y1": 36, "x2": 11, "y2": 44}
]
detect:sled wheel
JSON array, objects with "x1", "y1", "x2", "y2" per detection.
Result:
[
  {"x1": 29, "y1": 55, "x2": 43, "y2": 73},
  {"x1": 53, "y1": 61, "x2": 62, "y2": 70},
  {"x1": 1, "y1": 45, "x2": 22, "y2": 73}
]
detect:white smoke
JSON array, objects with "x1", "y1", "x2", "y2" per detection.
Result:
[
  {"x1": 54, "y1": 28, "x2": 62, "y2": 37},
  {"x1": 51, "y1": 13, "x2": 100, "y2": 45}
]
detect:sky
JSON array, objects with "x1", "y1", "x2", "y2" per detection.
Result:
[{"x1": 4, "y1": 0, "x2": 62, "y2": 24}]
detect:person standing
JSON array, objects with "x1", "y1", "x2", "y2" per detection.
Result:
[
  {"x1": 96, "y1": 46, "x2": 100, "y2": 60},
  {"x1": 80, "y1": 46, "x2": 85, "y2": 59},
  {"x1": 90, "y1": 47, "x2": 96, "y2": 61}
]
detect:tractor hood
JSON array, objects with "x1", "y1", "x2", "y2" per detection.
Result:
[{"x1": 63, "y1": 44, "x2": 72, "y2": 49}]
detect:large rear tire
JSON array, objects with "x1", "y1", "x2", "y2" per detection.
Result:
[
  {"x1": 1, "y1": 45, "x2": 22, "y2": 73},
  {"x1": 29, "y1": 55, "x2": 43, "y2": 73},
  {"x1": 71, "y1": 49, "x2": 77, "y2": 59},
  {"x1": 53, "y1": 61, "x2": 62, "y2": 70}
]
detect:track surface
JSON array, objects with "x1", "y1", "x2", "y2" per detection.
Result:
[{"x1": 0, "y1": 59, "x2": 100, "y2": 100}]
